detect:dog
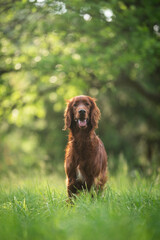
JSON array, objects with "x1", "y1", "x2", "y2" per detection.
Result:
[{"x1": 64, "y1": 95, "x2": 107, "y2": 197}]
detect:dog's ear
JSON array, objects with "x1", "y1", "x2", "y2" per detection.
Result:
[
  {"x1": 89, "y1": 97, "x2": 101, "y2": 129},
  {"x1": 63, "y1": 100, "x2": 73, "y2": 130}
]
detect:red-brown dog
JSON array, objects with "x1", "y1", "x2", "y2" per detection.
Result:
[{"x1": 64, "y1": 95, "x2": 107, "y2": 197}]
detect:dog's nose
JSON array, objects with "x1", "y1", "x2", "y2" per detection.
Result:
[{"x1": 79, "y1": 109, "x2": 86, "y2": 115}]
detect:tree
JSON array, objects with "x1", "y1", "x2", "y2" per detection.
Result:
[{"x1": 0, "y1": 0, "x2": 160, "y2": 175}]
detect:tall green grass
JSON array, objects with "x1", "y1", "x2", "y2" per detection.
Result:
[{"x1": 0, "y1": 174, "x2": 160, "y2": 240}]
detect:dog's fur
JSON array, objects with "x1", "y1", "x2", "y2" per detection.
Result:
[{"x1": 64, "y1": 95, "x2": 107, "y2": 197}]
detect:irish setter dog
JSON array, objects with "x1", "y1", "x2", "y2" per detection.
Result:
[{"x1": 64, "y1": 95, "x2": 107, "y2": 198}]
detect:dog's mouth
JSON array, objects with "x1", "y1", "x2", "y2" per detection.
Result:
[
  {"x1": 75, "y1": 119, "x2": 88, "y2": 128},
  {"x1": 78, "y1": 119, "x2": 87, "y2": 128}
]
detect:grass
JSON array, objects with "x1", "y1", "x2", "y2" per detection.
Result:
[{"x1": 0, "y1": 173, "x2": 160, "y2": 240}]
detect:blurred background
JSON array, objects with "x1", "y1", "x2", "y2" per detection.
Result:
[{"x1": 0, "y1": 0, "x2": 160, "y2": 179}]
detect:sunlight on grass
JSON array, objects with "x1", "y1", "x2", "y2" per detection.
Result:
[{"x1": 0, "y1": 173, "x2": 160, "y2": 240}]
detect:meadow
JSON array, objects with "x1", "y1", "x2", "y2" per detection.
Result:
[
  {"x1": 0, "y1": 173, "x2": 160, "y2": 240},
  {"x1": 1, "y1": 1, "x2": 160, "y2": 239}
]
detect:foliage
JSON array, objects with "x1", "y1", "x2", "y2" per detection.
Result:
[
  {"x1": 0, "y1": 0, "x2": 160, "y2": 175},
  {"x1": 0, "y1": 174, "x2": 160, "y2": 240}
]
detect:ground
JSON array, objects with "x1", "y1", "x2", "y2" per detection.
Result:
[{"x1": 0, "y1": 173, "x2": 160, "y2": 240}]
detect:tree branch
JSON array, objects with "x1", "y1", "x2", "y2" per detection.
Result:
[
  {"x1": 114, "y1": 75, "x2": 160, "y2": 105},
  {"x1": 87, "y1": 71, "x2": 160, "y2": 105},
  {"x1": 0, "y1": 68, "x2": 17, "y2": 76}
]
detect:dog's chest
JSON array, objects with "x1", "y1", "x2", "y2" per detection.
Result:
[
  {"x1": 74, "y1": 138, "x2": 93, "y2": 152},
  {"x1": 76, "y1": 166, "x2": 85, "y2": 182}
]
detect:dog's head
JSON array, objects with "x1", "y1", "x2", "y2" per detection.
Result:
[{"x1": 64, "y1": 95, "x2": 100, "y2": 130}]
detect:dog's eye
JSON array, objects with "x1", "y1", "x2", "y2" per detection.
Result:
[
  {"x1": 85, "y1": 102, "x2": 89, "y2": 106},
  {"x1": 73, "y1": 103, "x2": 77, "y2": 107}
]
